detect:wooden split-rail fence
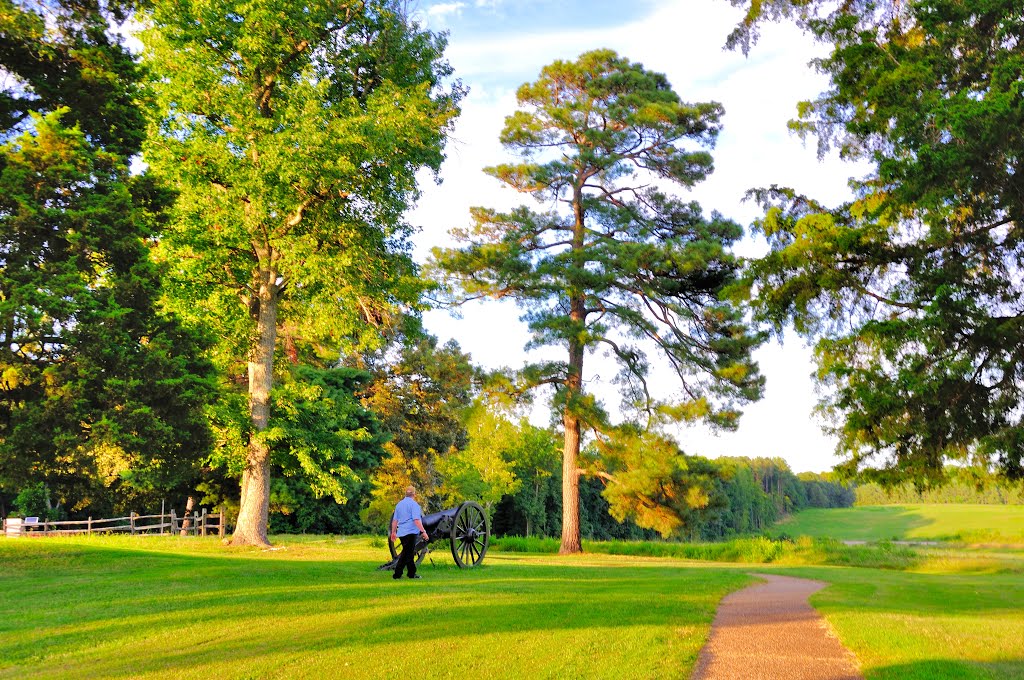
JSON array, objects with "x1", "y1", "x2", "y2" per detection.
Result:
[{"x1": 1, "y1": 507, "x2": 226, "y2": 538}]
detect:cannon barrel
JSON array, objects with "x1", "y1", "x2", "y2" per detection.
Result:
[{"x1": 420, "y1": 507, "x2": 459, "y2": 541}]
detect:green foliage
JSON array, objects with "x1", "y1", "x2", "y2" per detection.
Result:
[
  {"x1": 800, "y1": 471, "x2": 858, "y2": 508},
  {"x1": 727, "y1": 0, "x2": 1024, "y2": 484},
  {"x1": 434, "y1": 402, "x2": 521, "y2": 513},
  {"x1": 0, "y1": 0, "x2": 214, "y2": 517},
  {"x1": 503, "y1": 421, "x2": 560, "y2": 537},
  {"x1": 856, "y1": 467, "x2": 1024, "y2": 506},
  {"x1": 268, "y1": 476, "x2": 367, "y2": 534},
  {"x1": 194, "y1": 364, "x2": 390, "y2": 534},
  {"x1": 141, "y1": 0, "x2": 462, "y2": 541},
  {"x1": 433, "y1": 48, "x2": 762, "y2": 428},
  {"x1": 716, "y1": 458, "x2": 770, "y2": 533},
  {"x1": 490, "y1": 452, "x2": 854, "y2": 542},
  {"x1": 598, "y1": 429, "x2": 727, "y2": 538},
  {"x1": 142, "y1": 0, "x2": 460, "y2": 356},
  {"x1": 11, "y1": 482, "x2": 62, "y2": 520},
  {"x1": 269, "y1": 365, "x2": 387, "y2": 500},
  {"x1": 0, "y1": 0, "x2": 145, "y2": 156},
  {"x1": 357, "y1": 326, "x2": 475, "y2": 526}
]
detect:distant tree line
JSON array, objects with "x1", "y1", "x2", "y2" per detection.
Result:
[
  {"x1": 259, "y1": 450, "x2": 858, "y2": 540},
  {"x1": 856, "y1": 468, "x2": 1024, "y2": 506},
  {"x1": 491, "y1": 456, "x2": 855, "y2": 542}
]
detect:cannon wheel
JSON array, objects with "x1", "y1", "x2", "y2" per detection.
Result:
[
  {"x1": 388, "y1": 534, "x2": 428, "y2": 567},
  {"x1": 450, "y1": 501, "x2": 488, "y2": 568}
]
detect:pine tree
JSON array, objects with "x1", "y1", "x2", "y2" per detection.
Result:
[
  {"x1": 432, "y1": 50, "x2": 763, "y2": 553},
  {"x1": 0, "y1": 0, "x2": 214, "y2": 512}
]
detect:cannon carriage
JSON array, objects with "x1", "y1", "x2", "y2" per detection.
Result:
[{"x1": 384, "y1": 500, "x2": 489, "y2": 569}]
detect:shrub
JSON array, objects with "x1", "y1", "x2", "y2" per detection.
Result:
[{"x1": 12, "y1": 483, "x2": 63, "y2": 521}]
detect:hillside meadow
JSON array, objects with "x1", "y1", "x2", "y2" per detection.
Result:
[
  {"x1": 1, "y1": 523, "x2": 1022, "y2": 680},
  {"x1": 767, "y1": 504, "x2": 1024, "y2": 543}
]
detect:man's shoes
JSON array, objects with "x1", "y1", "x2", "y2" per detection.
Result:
[
  {"x1": 392, "y1": 574, "x2": 402, "y2": 580},
  {"x1": 408, "y1": 574, "x2": 422, "y2": 579}
]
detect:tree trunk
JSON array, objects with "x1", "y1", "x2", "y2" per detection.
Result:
[
  {"x1": 560, "y1": 406, "x2": 582, "y2": 554},
  {"x1": 559, "y1": 180, "x2": 587, "y2": 555},
  {"x1": 179, "y1": 495, "x2": 195, "y2": 536},
  {"x1": 232, "y1": 263, "x2": 278, "y2": 547},
  {"x1": 559, "y1": 306, "x2": 585, "y2": 554}
]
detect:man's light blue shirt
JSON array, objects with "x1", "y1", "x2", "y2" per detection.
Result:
[{"x1": 393, "y1": 496, "x2": 423, "y2": 537}]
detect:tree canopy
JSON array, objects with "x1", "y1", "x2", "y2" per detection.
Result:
[
  {"x1": 432, "y1": 49, "x2": 763, "y2": 552},
  {"x1": 142, "y1": 0, "x2": 462, "y2": 545},
  {"x1": 356, "y1": 324, "x2": 476, "y2": 526},
  {"x1": 0, "y1": 0, "x2": 215, "y2": 514},
  {"x1": 727, "y1": 0, "x2": 1024, "y2": 484}
]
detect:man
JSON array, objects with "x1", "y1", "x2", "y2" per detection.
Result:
[{"x1": 390, "y1": 485, "x2": 429, "y2": 580}]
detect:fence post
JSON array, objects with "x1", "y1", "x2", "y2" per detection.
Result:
[
  {"x1": 130, "y1": 512, "x2": 136, "y2": 535},
  {"x1": 169, "y1": 509, "x2": 178, "y2": 534},
  {"x1": 201, "y1": 508, "x2": 207, "y2": 537},
  {"x1": 219, "y1": 507, "x2": 225, "y2": 537},
  {"x1": 88, "y1": 517, "x2": 92, "y2": 536}
]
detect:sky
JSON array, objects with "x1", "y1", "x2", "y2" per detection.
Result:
[{"x1": 403, "y1": 0, "x2": 866, "y2": 474}]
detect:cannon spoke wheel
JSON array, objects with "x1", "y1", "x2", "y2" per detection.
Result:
[
  {"x1": 450, "y1": 501, "x2": 489, "y2": 568},
  {"x1": 388, "y1": 533, "x2": 428, "y2": 567}
]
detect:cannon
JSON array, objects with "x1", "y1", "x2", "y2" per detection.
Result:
[{"x1": 384, "y1": 500, "x2": 489, "y2": 569}]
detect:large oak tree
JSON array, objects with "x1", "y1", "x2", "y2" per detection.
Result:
[
  {"x1": 142, "y1": 0, "x2": 461, "y2": 545},
  {"x1": 432, "y1": 50, "x2": 763, "y2": 553}
]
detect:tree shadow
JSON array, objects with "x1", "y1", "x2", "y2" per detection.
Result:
[
  {"x1": 0, "y1": 540, "x2": 745, "y2": 677},
  {"x1": 846, "y1": 506, "x2": 935, "y2": 541},
  {"x1": 870, "y1": 658, "x2": 1024, "y2": 680}
]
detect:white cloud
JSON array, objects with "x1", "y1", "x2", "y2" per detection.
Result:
[{"x1": 427, "y1": 1, "x2": 466, "y2": 18}]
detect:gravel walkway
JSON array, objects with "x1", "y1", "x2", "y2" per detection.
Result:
[{"x1": 692, "y1": 573, "x2": 863, "y2": 680}]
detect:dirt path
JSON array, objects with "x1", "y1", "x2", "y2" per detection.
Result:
[{"x1": 692, "y1": 573, "x2": 863, "y2": 680}]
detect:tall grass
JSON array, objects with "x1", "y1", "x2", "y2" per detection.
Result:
[{"x1": 492, "y1": 535, "x2": 929, "y2": 570}]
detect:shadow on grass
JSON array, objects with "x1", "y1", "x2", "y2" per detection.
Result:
[
  {"x1": 0, "y1": 538, "x2": 742, "y2": 677},
  {"x1": 776, "y1": 506, "x2": 936, "y2": 542},
  {"x1": 870, "y1": 659, "x2": 1024, "y2": 680}
]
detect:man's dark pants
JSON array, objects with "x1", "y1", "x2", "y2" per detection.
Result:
[{"x1": 393, "y1": 533, "x2": 418, "y2": 579}]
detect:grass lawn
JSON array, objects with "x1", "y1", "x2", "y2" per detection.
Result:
[
  {"x1": 1, "y1": 534, "x2": 1022, "y2": 679},
  {"x1": 774, "y1": 564, "x2": 1024, "y2": 680},
  {"x1": 0, "y1": 535, "x2": 748, "y2": 679},
  {"x1": 769, "y1": 504, "x2": 1024, "y2": 543}
]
